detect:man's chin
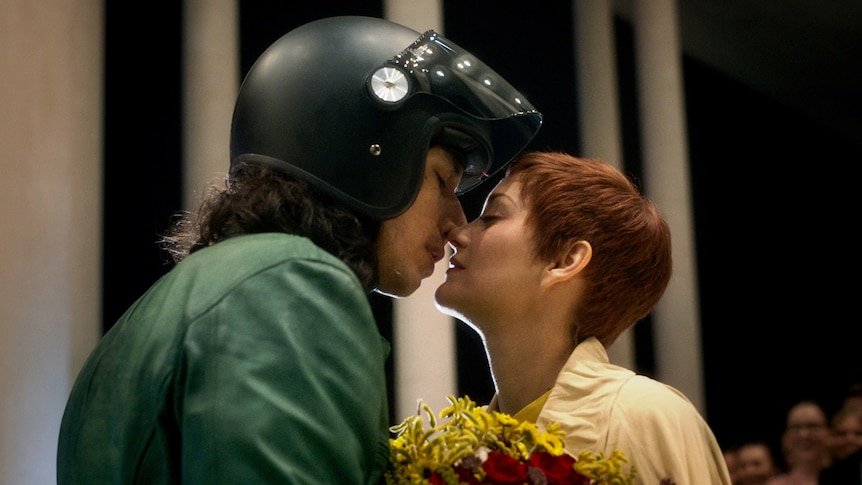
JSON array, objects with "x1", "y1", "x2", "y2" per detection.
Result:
[
  {"x1": 372, "y1": 287, "x2": 401, "y2": 298},
  {"x1": 372, "y1": 279, "x2": 420, "y2": 299}
]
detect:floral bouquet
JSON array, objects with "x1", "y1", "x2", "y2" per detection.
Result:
[{"x1": 385, "y1": 395, "x2": 635, "y2": 485}]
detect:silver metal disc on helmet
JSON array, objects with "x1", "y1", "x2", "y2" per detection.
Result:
[{"x1": 369, "y1": 66, "x2": 410, "y2": 103}]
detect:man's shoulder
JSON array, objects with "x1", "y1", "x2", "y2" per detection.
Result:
[
  {"x1": 189, "y1": 233, "x2": 342, "y2": 269},
  {"x1": 172, "y1": 233, "x2": 358, "y2": 300}
]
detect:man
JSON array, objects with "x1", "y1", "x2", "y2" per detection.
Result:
[{"x1": 57, "y1": 16, "x2": 541, "y2": 484}]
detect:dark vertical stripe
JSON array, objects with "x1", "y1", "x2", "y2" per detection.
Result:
[
  {"x1": 103, "y1": 2, "x2": 184, "y2": 332},
  {"x1": 238, "y1": 1, "x2": 384, "y2": 75}
]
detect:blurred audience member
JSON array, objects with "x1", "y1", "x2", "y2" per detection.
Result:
[
  {"x1": 828, "y1": 406, "x2": 862, "y2": 461},
  {"x1": 737, "y1": 440, "x2": 779, "y2": 485},
  {"x1": 765, "y1": 400, "x2": 831, "y2": 485},
  {"x1": 725, "y1": 444, "x2": 743, "y2": 485},
  {"x1": 820, "y1": 401, "x2": 862, "y2": 485}
]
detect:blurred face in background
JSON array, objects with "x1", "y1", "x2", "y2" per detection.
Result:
[
  {"x1": 829, "y1": 409, "x2": 862, "y2": 461},
  {"x1": 781, "y1": 401, "x2": 831, "y2": 469},
  {"x1": 723, "y1": 448, "x2": 742, "y2": 484},
  {"x1": 736, "y1": 442, "x2": 777, "y2": 485}
]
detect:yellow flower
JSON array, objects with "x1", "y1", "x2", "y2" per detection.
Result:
[{"x1": 385, "y1": 395, "x2": 636, "y2": 485}]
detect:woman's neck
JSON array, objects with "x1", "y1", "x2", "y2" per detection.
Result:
[{"x1": 484, "y1": 316, "x2": 576, "y2": 416}]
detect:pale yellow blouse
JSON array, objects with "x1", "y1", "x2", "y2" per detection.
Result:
[{"x1": 537, "y1": 337, "x2": 732, "y2": 485}]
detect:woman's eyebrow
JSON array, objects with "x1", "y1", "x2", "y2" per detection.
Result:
[{"x1": 483, "y1": 192, "x2": 517, "y2": 210}]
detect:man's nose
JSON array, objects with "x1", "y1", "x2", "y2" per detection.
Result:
[{"x1": 441, "y1": 199, "x2": 467, "y2": 237}]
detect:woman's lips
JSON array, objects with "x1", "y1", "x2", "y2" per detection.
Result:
[{"x1": 448, "y1": 257, "x2": 464, "y2": 270}]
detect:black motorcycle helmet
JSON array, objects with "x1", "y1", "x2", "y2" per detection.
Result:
[{"x1": 230, "y1": 16, "x2": 542, "y2": 220}]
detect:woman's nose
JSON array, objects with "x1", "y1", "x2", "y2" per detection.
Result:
[{"x1": 445, "y1": 219, "x2": 471, "y2": 249}]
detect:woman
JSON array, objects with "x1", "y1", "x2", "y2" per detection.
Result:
[
  {"x1": 435, "y1": 151, "x2": 731, "y2": 484},
  {"x1": 765, "y1": 400, "x2": 831, "y2": 485}
]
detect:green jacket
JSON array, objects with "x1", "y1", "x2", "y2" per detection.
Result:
[{"x1": 58, "y1": 233, "x2": 391, "y2": 484}]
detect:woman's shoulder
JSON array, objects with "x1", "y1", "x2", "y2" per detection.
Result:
[
  {"x1": 615, "y1": 374, "x2": 704, "y2": 421},
  {"x1": 619, "y1": 374, "x2": 691, "y2": 400}
]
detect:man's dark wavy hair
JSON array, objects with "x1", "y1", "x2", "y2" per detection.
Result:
[{"x1": 160, "y1": 163, "x2": 380, "y2": 291}]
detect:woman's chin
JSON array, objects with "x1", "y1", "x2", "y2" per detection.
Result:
[{"x1": 433, "y1": 289, "x2": 459, "y2": 316}]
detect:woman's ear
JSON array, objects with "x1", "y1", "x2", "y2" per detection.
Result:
[{"x1": 542, "y1": 240, "x2": 592, "y2": 287}]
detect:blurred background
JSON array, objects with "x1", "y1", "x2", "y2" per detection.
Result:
[{"x1": 2, "y1": 1, "x2": 860, "y2": 483}]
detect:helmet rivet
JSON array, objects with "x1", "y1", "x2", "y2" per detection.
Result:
[{"x1": 369, "y1": 144, "x2": 382, "y2": 156}]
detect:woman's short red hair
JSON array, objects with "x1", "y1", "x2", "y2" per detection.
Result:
[{"x1": 506, "y1": 151, "x2": 672, "y2": 346}]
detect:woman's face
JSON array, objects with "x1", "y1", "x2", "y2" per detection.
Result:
[
  {"x1": 737, "y1": 443, "x2": 776, "y2": 485},
  {"x1": 434, "y1": 174, "x2": 548, "y2": 326}
]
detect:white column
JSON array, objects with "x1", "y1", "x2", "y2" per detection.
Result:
[
  {"x1": 383, "y1": 0, "x2": 457, "y2": 421},
  {"x1": 573, "y1": 0, "x2": 635, "y2": 370},
  {"x1": 385, "y1": 0, "x2": 442, "y2": 32},
  {"x1": 182, "y1": 0, "x2": 239, "y2": 210},
  {"x1": 0, "y1": 1, "x2": 103, "y2": 483},
  {"x1": 631, "y1": 0, "x2": 705, "y2": 412},
  {"x1": 574, "y1": 0, "x2": 624, "y2": 165}
]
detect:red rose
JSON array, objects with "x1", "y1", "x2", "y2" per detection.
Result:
[
  {"x1": 454, "y1": 466, "x2": 482, "y2": 484},
  {"x1": 482, "y1": 451, "x2": 528, "y2": 484},
  {"x1": 529, "y1": 452, "x2": 589, "y2": 485},
  {"x1": 428, "y1": 472, "x2": 447, "y2": 485},
  {"x1": 428, "y1": 467, "x2": 481, "y2": 485}
]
